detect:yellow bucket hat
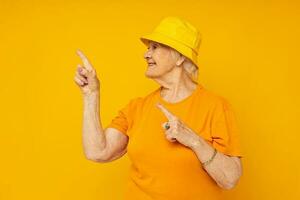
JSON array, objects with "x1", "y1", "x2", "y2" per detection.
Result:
[{"x1": 140, "y1": 16, "x2": 202, "y2": 67}]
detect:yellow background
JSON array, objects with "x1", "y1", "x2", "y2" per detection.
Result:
[{"x1": 0, "y1": 0, "x2": 299, "y2": 199}]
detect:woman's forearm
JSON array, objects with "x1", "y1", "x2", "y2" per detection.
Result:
[
  {"x1": 189, "y1": 136, "x2": 242, "y2": 190},
  {"x1": 82, "y1": 92, "x2": 107, "y2": 161}
]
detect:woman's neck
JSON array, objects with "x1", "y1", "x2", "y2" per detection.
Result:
[{"x1": 159, "y1": 78, "x2": 198, "y2": 103}]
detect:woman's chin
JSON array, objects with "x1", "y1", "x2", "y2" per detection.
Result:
[{"x1": 145, "y1": 70, "x2": 158, "y2": 78}]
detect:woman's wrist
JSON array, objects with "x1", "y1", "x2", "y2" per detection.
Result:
[
  {"x1": 189, "y1": 135, "x2": 218, "y2": 166},
  {"x1": 201, "y1": 148, "x2": 217, "y2": 167},
  {"x1": 83, "y1": 91, "x2": 100, "y2": 101}
]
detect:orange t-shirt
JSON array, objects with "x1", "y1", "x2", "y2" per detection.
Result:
[{"x1": 106, "y1": 83, "x2": 243, "y2": 200}]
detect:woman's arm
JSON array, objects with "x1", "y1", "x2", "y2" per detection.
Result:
[
  {"x1": 82, "y1": 92, "x2": 129, "y2": 162},
  {"x1": 75, "y1": 50, "x2": 128, "y2": 162},
  {"x1": 156, "y1": 103, "x2": 243, "y2": 190},
  {"x1": 82, "y1": 92, "x2": 107, "y2": 161},
  {"x1": 189, "y1": 135, "x2": 243, "y2": 190}
]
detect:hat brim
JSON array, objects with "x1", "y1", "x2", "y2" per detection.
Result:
[{"x1": 140, "y1": 32, "x2": 198, "y2": 67}]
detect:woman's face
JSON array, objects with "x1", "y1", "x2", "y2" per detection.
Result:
[{"x1": 143, "y1": 41, "x2": 178, "y2": 79}]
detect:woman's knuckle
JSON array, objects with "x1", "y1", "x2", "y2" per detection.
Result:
[
  {"x1": 79, "y1": 76, "x2": 86, "y2": 82},
  {"x1": 81, "y1": 70, "x2": 87, "y2": 76},
  {"x1": 75, "y1": 75, "x2": 83, "y2": 81},
  {"x1": 75, "y1": 77, "x2": 83, "y2": 84}
]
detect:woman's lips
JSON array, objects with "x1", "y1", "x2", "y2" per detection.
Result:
[{"x1": 148, "y1": 63, "x2": 156, "y2": 67}]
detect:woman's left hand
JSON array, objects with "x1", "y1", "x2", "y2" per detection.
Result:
[{"x1": 156, "y1": 102, "x2": 200, "y2": 148}]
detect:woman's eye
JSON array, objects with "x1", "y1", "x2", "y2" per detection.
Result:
[{"x1": 147, "y1": 44, "x2": 158, "y2": 50}]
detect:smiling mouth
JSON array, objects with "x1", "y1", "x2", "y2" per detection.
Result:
[{"x1": 148, "y1": 63, "x2": 156, "y2": 67}]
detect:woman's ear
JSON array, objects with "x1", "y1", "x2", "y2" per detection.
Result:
[{"x1": 176, "y1": 54, "x2": 185, "y2": 66}]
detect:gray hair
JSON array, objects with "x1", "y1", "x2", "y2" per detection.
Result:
[{"x1": 170, "y1": 49, "x2": 199, "y2": 83}]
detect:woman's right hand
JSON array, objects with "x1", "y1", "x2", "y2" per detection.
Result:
[{"x1": 74, "y1": 49, "x2": 100, "y2": 96}]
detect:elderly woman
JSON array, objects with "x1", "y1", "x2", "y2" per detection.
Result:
[{"x1": 74, "y1": 17, "x2": 243, "y2": 200}]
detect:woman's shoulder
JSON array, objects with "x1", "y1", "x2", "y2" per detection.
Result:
[
  {"x1": 198, "y1": 86, "x2": 232, "y2": 108},
  {"x1": 126, "y1": 87, "x2": 159, "y2": 104}
]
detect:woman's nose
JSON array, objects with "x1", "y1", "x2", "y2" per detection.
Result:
[{"x1": 144, "y1": 49, "x2": 151, "y2": 59}]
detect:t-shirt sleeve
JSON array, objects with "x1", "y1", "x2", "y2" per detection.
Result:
[
  {"x1": 210, "y1": 98, "x2": 243, "y2": 157},
  {"x1": 105, "y1": 97, "x2": 141, "y2": 137}
]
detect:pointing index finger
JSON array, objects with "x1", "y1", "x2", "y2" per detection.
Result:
[
  {"x1": 156, "y1": 102, "x2": 176, "y2": 121},
  {"x1": 76, "y1": 49, "x2": 93, "y2": 71}
]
